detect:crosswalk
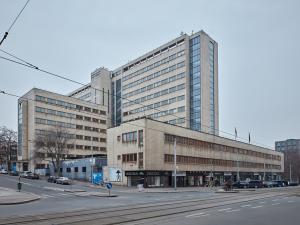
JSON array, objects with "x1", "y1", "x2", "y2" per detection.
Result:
[{"x1": 40, "y1": 192, "x2": 74, "y2": 199}]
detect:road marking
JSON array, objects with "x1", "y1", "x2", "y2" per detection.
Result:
[
  {"x1": 282, "y1": 197, "x2": 289, "y2": 199},
  {"x1": 226, "y1": 209, "x2": 241, "y2": 213},
  {"x1": 186, "y1": 212, "x2": 205, "y2": 218},
  {"x1": 271, "y1": 203, "x2": 280, "y2": 206},
  {"x1": 288, "y1": 201, "x2": 295, "y2": 203},
  {"x1": 241, "y1": 204, "x2": 252, "y2": 208},
  {"x1": 251, "y1": 205, "x2": 263, "y2": 209},
  {"x1": 57, "y1": 193, "x2": 69, "y2": 196},
  {"x1": 259, "y1": 201, "x2": 266, "y2": 204},
  {"x1": 272, "y1": 199, "x2": 279, "y2": 202},
  {"x1": 41, "y1": 194, "x2": 55, "y2": 198},
  {"x1": 218, "y1": 208, "x2": 231, "y2": 212},
  {"x1": 194, "y1": 214, "x2": 211, "y2": 217}
]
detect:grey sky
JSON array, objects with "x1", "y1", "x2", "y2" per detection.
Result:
[{"x1": 0, "y1": 0, "x2": 299, "y2": 148}]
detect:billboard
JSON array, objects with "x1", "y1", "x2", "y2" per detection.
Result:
[{"x1": 109, "y1": 167, "x2": 122, "y2": 182}]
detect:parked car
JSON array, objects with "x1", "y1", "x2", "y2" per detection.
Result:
[
  {"x1": 9, "y1": 171, "x2": 19, "y2": 176},
  {"x1": 47, "y1": 176, "x2": 59, "y2": 183},
  {"x1": 0, "y1": 169, "x2": 8, "y2": 174},
  {"x1": 56, "y1": 177, "x2": 71, "y2": 185},
  {"x1": 248, "y1": 180, "x2": 263, "y2": 188},
  {"x1": 233, "y1": 181, "x2": 249, "y2": 188},
  {"x1": 288, "y1": 181, "x2": 299, "y2": 186},
  {"x1": 20, "y1": 171, "x2": 31, "y2": 178},
  {"x1": 273, "y1": 180, "x2": 288, "y2": 187},
  {"x1": 26, "y1": 173, "x2": 39, "y2": 179},
  {"x1": 263, "y1": 181, "x2": 279, "y2": 188}
]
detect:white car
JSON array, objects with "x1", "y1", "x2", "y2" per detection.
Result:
[
  {"x1": 56, "y1": 177, "x2": 72, "y2": 185},
  {"x1": 0, "y1": 169, "x2": 8, "y2": 174}
]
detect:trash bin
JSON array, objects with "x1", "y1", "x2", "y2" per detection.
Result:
[{"x1": 17, "y1": 182, "x2": 22, "y2": 192}]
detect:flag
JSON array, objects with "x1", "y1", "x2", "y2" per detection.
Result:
[
  {"x1": 248, "y1": 132, "x2": 251, "y2": 143},
  {"x1": 234, "y1": 127, "x2": 237, "y2": 140}
]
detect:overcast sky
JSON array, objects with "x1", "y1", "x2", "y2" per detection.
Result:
[{"x1": 0, "y1": 0, "x2": 299, "y2": 148}]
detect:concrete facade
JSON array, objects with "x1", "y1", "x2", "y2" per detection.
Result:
[
  {"x1": 107, "y1": 118, "x2": 283, "y2": 187},
  {"x1": 18, "y1": 88, "x2": 107, "y2": 172}
]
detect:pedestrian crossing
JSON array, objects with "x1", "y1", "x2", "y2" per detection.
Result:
[{"x1": 40, "y1": 192, "x2": 74, "y2": 199}]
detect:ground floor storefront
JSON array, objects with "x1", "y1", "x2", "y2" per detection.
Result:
[{"x1": 125, "y1": 170, "x2": 282, "y2": 188}]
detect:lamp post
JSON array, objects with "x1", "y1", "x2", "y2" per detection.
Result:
[{"x1": 173, "y1": 137, "x2": 177, "y2": 190}]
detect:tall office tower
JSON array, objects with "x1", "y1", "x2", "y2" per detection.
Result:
[{"x1": 111, "y1": 30, "x2": 218, "y2": 134}]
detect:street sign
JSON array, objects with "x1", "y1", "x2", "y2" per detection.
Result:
[{"x1": 106, "y1": 182, "x2": 112, "y2": 189}]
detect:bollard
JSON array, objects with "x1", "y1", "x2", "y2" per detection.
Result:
[{"x1": 17, "y1": 182, "x2": 22, "y2": 192}]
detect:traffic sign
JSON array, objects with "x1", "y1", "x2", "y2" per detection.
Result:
[{"x1": 106, "y1": 182, "x2": 112, "y2": 189}]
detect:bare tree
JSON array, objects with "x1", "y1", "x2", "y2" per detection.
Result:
[
  {"x1": 34, "y1": 126, "x2": 74, "y2": 176},
  {"x1": 0, "y1": 126, "x2": 17, "y2": 172}
]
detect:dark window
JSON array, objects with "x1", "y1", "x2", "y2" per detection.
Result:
[
  {"x1": 66, "y1": 168, "x2": 71, "y2": 173},
  {"x1": 82, "y1": 167, "x2": 86, "y2": 172},
  {"x1": 74, "y1": 167, "x2": 78, "y2": 172}
]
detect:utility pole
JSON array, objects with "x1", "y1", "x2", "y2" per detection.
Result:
[
  {"x1": 289, "y1": 162, "x2": 292, "y2": 182},
  {"x1": 173, "y1": 137, "x2": 177, "y2": 190}
]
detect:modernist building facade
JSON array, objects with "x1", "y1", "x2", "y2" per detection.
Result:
[
  {"x1": 107, "y1": 118, "x2": 284, "y2": 187},
  {"x1": 70, "y1": 30, "x2": 219, "y2": 135},
  {"x1": 275, "y1": 139, "x2": 300, "y2": 182},
  {"x1": 18, "y1": 88, "x2": 107, "y2": 171}
]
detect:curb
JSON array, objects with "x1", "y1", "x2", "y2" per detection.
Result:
[
  {"x1": 0, "y1": 196, "x2": 40, "y2": 205},
  {"x1": 64, "y1": 189, "x2": 86, "y2": 193}
]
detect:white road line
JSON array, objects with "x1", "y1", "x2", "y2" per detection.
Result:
[
  {"x1": 218, "y1": 208, "x2": 232, "y2": 212},
  {"x1": 251, "y1": 205, "x2": 263, "y2": 209},
  {"x1": 186, "y1": 212, "x2": 205, "y2": 218},
  {"x1": 241, "y1": 204, "x2": 252, "y2": 208},
  {"x1": 226, "y1": 209, "x2": 241, "y2": 213},
  {"x1": 271, "y1": 203, "x2": 280, "y2": 206},
  {"x1": 41, "y1": 194, "x2": 55, "y2": 198},
  {"x1": 194, "y1": 214, "x2": 210, "y2": 217},
  {"x1": 288, "y1": 201, "x2": 295, "y2": 203},
  {"x1": 259, "y1": 201, "x2": 266, "y2": 204},
  {"x1": 272, "y1": 199, "x2": 279, "y2": 202},
  {"x1": 282, "y1": 197, "x2": 289, "y2": 199}
]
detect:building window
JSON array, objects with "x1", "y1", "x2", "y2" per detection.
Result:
[
  {"x1": 122, "y1": 153, "x2": 137, "y2": 162},
  {"x1": 122, "y1": 131, "x2": 137, "y2": 143},
  {"x1": 74, "y1": 167, "x2": 78, "y2": 172},
  {"x1": 66, "y1": 168, "x2": 71, "y2": 173},
  {"x1": 138, "y1": 130, "x2": 143, "y2": 147},
  {"x1": 82, "y1": 167, "x2": 86, "y2": 172}
]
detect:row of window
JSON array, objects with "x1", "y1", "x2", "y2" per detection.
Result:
[
  {"x1": 209, "y1": 41, "x2": 215, "y2": 133},
  {"x1": 35, "y1": 129, "x2": 75, "y2": 139},
  {"x1": 164, "y1": 154, "x2": 281, "y2": 170},
  {"x1": 123, "y1": 83, "x2": 185, "y2": 108},
  {"x1": 75, "y1": 135, "x2": 106, "y2": 143},
  {"x1": 123, "y1": 52, "x2": 185, "y2": 90},
  {"x1": 120, "y1": 130, "x2": 144, "y2": 145},
  {"x1": 122, "y1": 153, "x2": 137, "y2": 162},
  {"x1": 35, "y1": 118, "x2": 76, "y2": 129},
  {"x1": 123, "y1": 62, "x2": 185, "y2": 99},
  {"x1": 123, "y1": 83, "x2": 186, "y2": 116},
  {"x1": 189, "y1": 35, "x2": 201, "y2": 132},
  {"x1": 124, "y1": 96, "x2": 185, "y2": 117},
  {"x1": 36, "y1": 106, "x2": 76, "y2": 118},
  {"x1": 164, "y1": 134, "x2": 282, "y2": 161},
  {"x1": 35, "y1": 95, "x2": 105, "y2": 115},
  {"x1": 75, "y1": 114, "x2": 106, "y2": 124},
  {"x1": 123, "y1": 46, "x2": 185, "y2": 80},
  {"x1": 168, "y1": 118, "x2": 186, "y2": 125},
  {"x1": 76, "y1": 124, "x2": 106, "y2": 133},
  {"x1": 74, "y1": 145, "x2": 106, "y2": 151}
]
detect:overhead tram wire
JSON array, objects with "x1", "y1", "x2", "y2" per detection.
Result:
[
  {"x1": 0, "y1": 89, "x2": 273, "y2": 150},
  {"x1": 0, "y1": 0, "x2": 31, "y2": 46},
  {"x1": 0, "y1": 51, "x2": 273, "y2": 149}
]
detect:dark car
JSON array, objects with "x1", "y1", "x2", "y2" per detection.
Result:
[
  {"x1": 9, "y1": 171, "x2": 19, "y2": 176},
  {"x1": 273, "y1": 180, "x2": 288, "y2": 187},
  {"x1": 27, "y1": 173, "x2": 39, "y2": 179},
  {"x1": 248, "y1": 180, "x2": 263, "y2": 188},
  {"x1": 47, "y1": 176, "x2": 59, "y2": 183},
  {"x1": 288, "y1": 181, "x2": 299, "y2": 186},
  {"x1": 233, "y1": 181, "x2": 249, "y2": 188}
]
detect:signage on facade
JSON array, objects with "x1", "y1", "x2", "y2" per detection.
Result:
[
  {"x1": 172, "y1": 171, "x2": 186, "y2": 176},
  {"x1": 109, "y1": 167, "x2": 123, "y2": 182}
]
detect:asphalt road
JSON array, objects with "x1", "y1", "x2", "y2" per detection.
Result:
[
  {"x1": 0, "y1": 174, "x2": 215, "y2": 217},
  {"x1": 1, "y1": 175, "x2": 299, "y2": 225}
]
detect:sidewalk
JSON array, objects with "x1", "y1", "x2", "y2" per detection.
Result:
[
  {"x1": 72, "y1": 179, "x2": 221, "y2": 193},
  {"x1": 0, "y1": 187, "x2": 40, "y2": 205}
]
